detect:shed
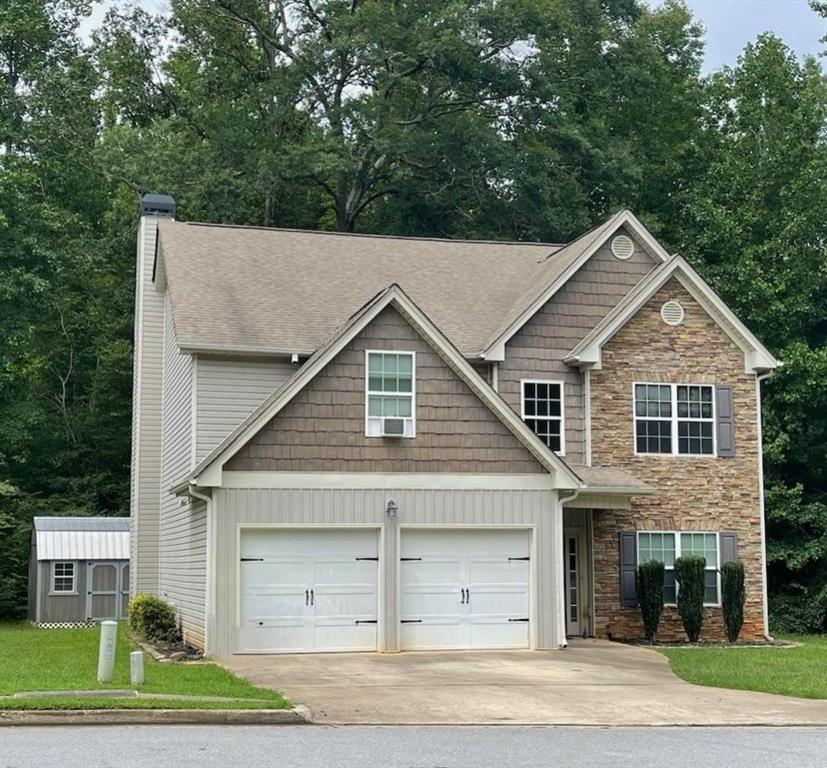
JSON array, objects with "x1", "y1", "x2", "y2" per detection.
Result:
[{"x1": 28, "y1": 517, "x2": 130, "y2": 627}]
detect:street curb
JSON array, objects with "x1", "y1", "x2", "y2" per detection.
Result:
[{"x1": 0, "y1": 706, "x2": 310, "y2": 727}]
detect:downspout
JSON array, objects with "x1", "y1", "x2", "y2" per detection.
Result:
[
  {"x1": 756, "y1": 371, "x2": 774, "y2": 642},
  {"x1": 556, "y1": 488, "x2": 582, "y2": 648},
  {"x1": 189, "y1": 484, "x2": 213, "y2": 655}
]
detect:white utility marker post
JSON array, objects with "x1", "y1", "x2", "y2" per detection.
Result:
[
  {"x1": 97, "y1": 620, "x2": 118, "y2": 683},
  {"x1": 130, "y1": 650, "x2": 144, "y2": 686}
]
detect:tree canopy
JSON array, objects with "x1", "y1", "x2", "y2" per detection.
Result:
[{"x1": 0, "y1": 0, "x2": 825, "y2": 630}]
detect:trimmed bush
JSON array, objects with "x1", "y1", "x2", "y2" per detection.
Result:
[
  {"x1": 636, "y1": 560, "x2": 665, "y2": 643},
  {"x1": 128, "y1": 593, "x2": 180, "y2": 643},
  {"x1": 721, "y1": 560, "x2": 746, "y2": 643},
  {"x1": 675, "y1": 555, "x2": 706, "y2": 642}
]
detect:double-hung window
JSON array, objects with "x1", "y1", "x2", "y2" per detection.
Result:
[
  {"x1": 634, "y1": 383, "x2": 715, "y2": 455},
  {"x1": 366, "y1": 351, "x2": 415, "y2": 437},
  {"x1": 521, "y1": 380, "x2": 565, "y2": 454},
  {"x1": 52, "y1": 561, "x2": 76, "y2": 593},
  {"x1": 637, "y1": 531, "x2": 719, "y2": 605}
]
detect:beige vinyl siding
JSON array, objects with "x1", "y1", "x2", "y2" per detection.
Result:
[
  {"x1": 499, "y1": 227, "x2": 657, "y2": 464},
  {"x1": 208, "y1": 486, "x2": 562, "y2": 656},
  {"x1": 196, "y1": 357, "x2": 295, "y2": 462},
  {"x1": 130, "y1": 216, "x2": 166, "y2": 595},
  {"x1": 158, "y1": 295, "x2": 207, "y2": 648}
]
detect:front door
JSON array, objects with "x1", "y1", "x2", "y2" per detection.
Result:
[{"x1": 564, "y1": 528, "x2": 583, "y2": 636}]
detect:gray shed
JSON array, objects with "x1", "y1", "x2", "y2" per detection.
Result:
[{"x1": 28, "y1": 517, "x2": 130, "y2": 627}]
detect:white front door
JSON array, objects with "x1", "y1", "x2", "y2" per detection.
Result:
[
  {"x1": 564, "y1": 529, "x2": 583, "y2": 636},
  {"x1": 400, "y1": 529, "x2": 530, "y2": 650},
  {"x1": 239, "y1": 528, "x2": 379, "y2": 653}
]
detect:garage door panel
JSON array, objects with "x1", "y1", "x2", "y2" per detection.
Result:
[
  {"x1": 242, "y1": 586, "x2": 305, "y2": 620},
  {"x1": 243, "y1": 560, "x2": 305, "y2": 586},
  {"x1": 312, "y1": 624, "x2": 377, "y2": 652},
  {"x1": 401, "y1": 620, "x2": 467, "y2": 650},
  {"x1": 468, "y1": 622, "x2": 528, "y2": 649},
  {"x1": 313, "y1": 559, "x2": 376, "y2": 583},
  {"x1": 467, "y1": 559, "x2": 528, "y2": 584}
]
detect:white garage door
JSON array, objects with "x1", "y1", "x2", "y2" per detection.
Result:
[
  {"x1": 239, "y1": 528, "x2": 379, "y2": 653},
  {"x1": 400, "y1": 529, "x2": 530, "y2": 650}
]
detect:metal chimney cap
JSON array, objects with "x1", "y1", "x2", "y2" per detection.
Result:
[{"x1": 140, "y1": 193, "x2": 176, "y2": 217}]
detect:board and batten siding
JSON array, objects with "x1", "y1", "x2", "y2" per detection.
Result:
[
  {"x1": 195, "y1": 357, "x2": 295, "y2": 462},
  {"x1": 130, "y1": 215, "x2": 167, "y2": 595},
  {"x1": 208, "y1": 487, "x2": 563, "y2": 656},
  {"x1": 499, "y1": 226, "x2": 658, "y2": 465},
  {"x1": 37, "y1": 561, "x2": 87, "y2": 623},
  {"x1": 157, "y1": 294, "x2": 208, "y2": 648}
]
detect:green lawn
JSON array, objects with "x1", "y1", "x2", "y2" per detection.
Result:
[
  {"x1": 0, "y1": 622, "x2": 289, "y2": 710},
  {"x1": 660, "y1": 635, "x2": 827, "y2": 699}
]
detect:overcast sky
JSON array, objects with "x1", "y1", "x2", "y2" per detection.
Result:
[{"x1": 81, "y1": 1, "x2": 825, "y2": 73}]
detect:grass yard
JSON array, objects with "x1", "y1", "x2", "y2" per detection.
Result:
[
  {"x1": 0, "y1": 622, "x2": 289, "y2": 710},
  {"x1": 660, "y1": 635, "x2": 827, "y2": 700}
]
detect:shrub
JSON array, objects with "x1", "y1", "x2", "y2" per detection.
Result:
[
  {"x1": 636, "y1": 560, "x2": 665, "y2": 642},
  {"x1": 675, "y1": 555, "x2": 706, "y2": 642},
  {"x1": 721, "y1": 560, "x2": 746, "y2": 642},
  {"x1": 128, "y1": 593, "x2": 180, "y2": 643}
]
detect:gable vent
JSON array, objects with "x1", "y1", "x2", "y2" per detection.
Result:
[
  {"x1": 611, "y1": 234, "x2": 634, "y2": 260},
  {"x1": 661, "y1": 300, "x2": 685, "y2": 326}
]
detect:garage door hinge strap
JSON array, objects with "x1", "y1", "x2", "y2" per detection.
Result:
[
  {"x1": 400, "y1": 557, "x2": 422, "y2": 561},
  {"x1": 354, "y1": 620, "x2": 378, "y2": 625},
  {"x1": 240, "y1": 557, "x2": 264, "y2": 562},
  {"x1": 401, "y1": 619, "x2": 423, "y2": 624},
  {"x1": 508, "y1": 618, "x2": 530, "y2": 622},
  {"x1": 355, "y1": 557, "x2": 379, "y2": 561},
  {"x1": 508, "y1": 556, "x2": 530, "y2": 561}
]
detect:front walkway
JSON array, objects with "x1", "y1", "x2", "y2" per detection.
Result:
[{"x1": 219, "y1": 639, "x2": 827, "y2": 725}]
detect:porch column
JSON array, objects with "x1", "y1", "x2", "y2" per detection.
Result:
[{"x1": 550, "y1": 493, "x2": 568, "y2": 648}]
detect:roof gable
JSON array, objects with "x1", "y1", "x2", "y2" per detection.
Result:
[
  {"x1": 565, "y1": 256, "x2": 782, "y2": 374},
  {"x1": 191, "y1": 285, "x2": 582, "y2": 489}
]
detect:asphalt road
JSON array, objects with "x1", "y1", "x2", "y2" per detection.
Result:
[{"x1": 2, "y1": 726, "x2": 827, "y2": 768}]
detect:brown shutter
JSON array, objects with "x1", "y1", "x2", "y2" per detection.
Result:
[
  {"x1": 716, "y1": 385, "x2": 735, "y2": 457},
  {"x1": 720, "y1": 532, "x2": 738, "y2": 563},
  {"x1": 619, "y1": 531, "x2": 637, "y2": 607}
]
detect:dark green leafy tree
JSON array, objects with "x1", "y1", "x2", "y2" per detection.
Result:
[
  {"x1": 636, "y1": 560, "x2": 665, "y2": 642},
  {"x1": 675, "y1": 555, "x2": 706, "y2": 642}
]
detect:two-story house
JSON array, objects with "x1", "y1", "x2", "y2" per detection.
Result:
[{"x1": 131, "y1": 194, "x2": 780, "y2": 656}]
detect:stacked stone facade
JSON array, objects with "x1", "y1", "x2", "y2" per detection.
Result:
[{"x1": 589, "y1": 278, "x2": 766, "y2": 642}]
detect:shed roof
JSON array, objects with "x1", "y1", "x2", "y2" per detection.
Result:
[{"x1": 33, "y1": 517, "x2": 130, "y2": 561}]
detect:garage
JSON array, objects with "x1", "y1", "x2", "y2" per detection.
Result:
[
  {"x1": 239, "y1": 528, "x2": 379, "y2": 653},
  {"x1": 400, "y1": 529, "x2": 531, "y2": 650}
]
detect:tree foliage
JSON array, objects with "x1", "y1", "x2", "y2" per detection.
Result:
[{"x1": 0, "y1": 1, "x2": 825, "y2": 629}]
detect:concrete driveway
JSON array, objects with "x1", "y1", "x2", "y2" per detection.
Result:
[{"x1": 219, "y1": 640, "x2": 827, "y2": 726}]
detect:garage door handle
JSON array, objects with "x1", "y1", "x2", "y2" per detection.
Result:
[
  {"x1": 310, "y1": 589, "x2": 314, "y2": 606},
  {"x1": 460, "y1": 588, "x2": 467, "y2": 604},
  {"x1": 305, "y1": 589, "x2": 310, "y2": 606}
]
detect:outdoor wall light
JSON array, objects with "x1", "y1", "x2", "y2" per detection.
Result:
[{"x1": 385, "y1": 499, "x2": 398, "y2": 518}]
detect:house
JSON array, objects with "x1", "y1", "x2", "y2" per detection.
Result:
[
  {"x1": 28, "y1": 517, "x2": 130, "y2": 627},
  {"x1": 130, "y1": 193, "x2": 781, "y2": 655}
]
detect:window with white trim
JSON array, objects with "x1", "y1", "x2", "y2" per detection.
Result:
[
  {"x1": 634, "y1": 383, "x2": 715, "y2": 455},
  {"x1": 366, "y1": 351, "x2": 415, "y2": 437},
  {"x1": 637, "y1": 531, "x2": 719, "y2": 605},
  {"x1": 52, "y1": 561, "x2": 75, "y2": 593},
  {"x1": 521, "y1": 380, "x2": 565, "y2": 454}
]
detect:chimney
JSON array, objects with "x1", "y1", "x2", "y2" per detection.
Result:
[{"x1": 129, "y1": 194, "x2": 176, "y2": 597}]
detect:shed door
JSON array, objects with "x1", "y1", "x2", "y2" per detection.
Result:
[
  {"x1": 86, "y1": 562, "x2": 119, "y2": 620},
  {"x1": 400, "y1": 529, "x2": 530, "y2": 650},
  {"x1": 239, "y1": 529, "x2": 379, "y2": 653}
]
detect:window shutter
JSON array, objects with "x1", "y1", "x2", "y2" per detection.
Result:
[
  {"x1": 716, "y1": 385, "x2": 735, "y2": 457},
  {"x1": 720, "y1": 532, "x2": 738, "y2": 563},
  {"x1": 619, "y1": 531, "x2": 637, "y2": 607}
]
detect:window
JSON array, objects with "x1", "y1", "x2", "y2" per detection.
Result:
[
  {"x1": 634, "y1": 383, "x2": 715, "y2": 456},
  {"x1": 637, "y1": 531, "x2": 719, "y2": 605},
  {"x1": 52, "y1": 561, "x2": 75, "y2": 593},
  {"x1": 521, "y1": 380, "x2": 565, "y2": 454},
  {"x1": 366, "y1": 351, "x2": 415, "y2": 437}
]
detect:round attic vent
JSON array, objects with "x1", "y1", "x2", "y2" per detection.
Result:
[
  {"x1": 661, "y1": 300, "x2": 685, "y2": 326},
  {"x1": 611, "y1": 234, "x2": 634, "y2": 260}
]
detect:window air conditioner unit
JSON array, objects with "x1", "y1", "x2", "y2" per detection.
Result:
[{"x1": 381, "y1": 417, "x2": 406, "y2": 437}]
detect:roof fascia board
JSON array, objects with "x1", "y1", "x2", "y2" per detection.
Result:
[
  {"x1": 481, "y1": 211, "x2": 670, "y2": 360},
  {"x1": 566, "y1": 256, "x2": 781, "y2": 374},
  {"x1": 191, "y1": 285, "x2": 582, "y2": 490}
]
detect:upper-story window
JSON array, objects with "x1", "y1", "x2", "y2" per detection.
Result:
[
  {"x1": 51, "y1": 561, "x2": 76, "y2": 593},
  {"x1": 634, "y1": 383, "x2": 715, "y2": 456},
  {"x1": 521, "y1": 380, "x2": 565, "y2": 454},
  {"x1": 365, "y1": 351, "x2": 415, "y2": 437}
]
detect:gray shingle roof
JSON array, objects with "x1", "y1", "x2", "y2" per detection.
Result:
[{"x1": 157, "y1": 220, "x2": 566, "y2": 356}]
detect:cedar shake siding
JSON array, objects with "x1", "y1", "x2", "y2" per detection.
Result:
[
  {"x1": 226, "y1": 306, "x2": 547, "y2": 474},
  {"x1": 499, "y1": 227, "x2": 657, "y2": 464},
  {"x1": 590, "y1": 279, "x2": 764, "y2": 641}
]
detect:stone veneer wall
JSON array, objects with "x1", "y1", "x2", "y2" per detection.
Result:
[{"x1": 590, "y1": 278, "x2": 765, "y2": 642}]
